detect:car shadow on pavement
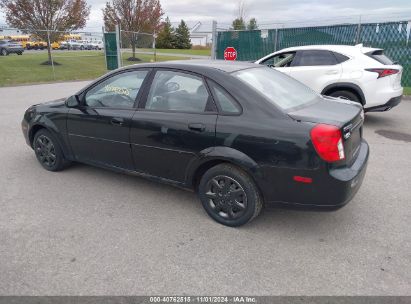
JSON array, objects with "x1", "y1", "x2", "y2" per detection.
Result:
[
  {"x1": 61, "y1": 162, "x2": 357, "y2": 233},
  {"x1": 364, "y1": 113, "x2": 396, "y2": 128}
]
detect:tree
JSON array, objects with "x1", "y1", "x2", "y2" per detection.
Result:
[
  {"x1": 247, "y1": 18, "x2": 258, "y2": 30},
  {"x1": 0, "y1": 0, "x2": 90, "y2": 64},
  {"x1": 174, "y1": 20, "x2": 191, "y2": 49},
  {"x1": 231, "y1": 18, "x2": 246, "y2": 30},
  {"x1": 231, "y1": 1, "x2": 247, "y2": 30},
  {"x1": 155, "y1": 17, "x2": 175, "y2": 49},
  {"x1": 103, "y1": 0, "x2": 163, "y2": 60}
]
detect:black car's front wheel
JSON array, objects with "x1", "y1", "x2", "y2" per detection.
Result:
[
  {"x1": 33, "y1": 129, "x2": 69, "y2": 171},
  {"x1": 198, "y1": 164, "x2": 263, "y2": 227},
  {"x1": 1, "y1": 48, "x2": 8, "y2": 56}
]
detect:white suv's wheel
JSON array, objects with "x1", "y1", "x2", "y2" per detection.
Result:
[{"x1": 329, "y1": 90, "x2": 361, "y2": 104}]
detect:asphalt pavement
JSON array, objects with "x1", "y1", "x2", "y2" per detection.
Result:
[{"x1": 0, "y1": 81, "x2": 410, "y2": 295}]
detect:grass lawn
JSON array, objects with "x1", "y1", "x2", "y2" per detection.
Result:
[
  {"x1": 404, "y1": 87, "x2": 411, "y2": 96},
  {"x1": 0, "y1": 51, "x2": 188, "y2": 87},
  {"x1": 120, "y1": 52, "x2": 188, "y2": 66},
  {"x1": 135, "y1": 48, "x2": 211, "y2": 56}
]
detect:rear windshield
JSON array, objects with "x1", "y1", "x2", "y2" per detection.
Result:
[
  {"x1": 233, "y1": 67, "x2": 318, "y2": 111},
  {"x1": 367, "y1": 50, "x2": 395, "y2": 65}
]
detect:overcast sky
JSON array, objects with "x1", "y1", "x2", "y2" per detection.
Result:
[{"x1": 1, "y1": 0, "x2": 411, "y2": 30}]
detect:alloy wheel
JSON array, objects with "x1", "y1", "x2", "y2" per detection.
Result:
[
  {"x1": 35, "y1": 135, "x2": 56, "y2": 167},
  {"x1": 205, "y1": 175, "x2": 248, "y2": 220}
]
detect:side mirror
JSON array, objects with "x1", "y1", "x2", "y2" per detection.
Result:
[{"x1": 66, "y1": 95, "x2": 80, "y2": 108}]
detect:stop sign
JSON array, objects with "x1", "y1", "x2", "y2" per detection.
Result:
[{"x1": 224, "y1": 47, "x2": 237, "y2": 61}]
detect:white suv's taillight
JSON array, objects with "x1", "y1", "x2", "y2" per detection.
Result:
[
  {"x1": 310, "y1": 124, "x2": 345, "y2": 162},
  {"x1": 365, "y1": 68, "x2": 399, "y2": 78}
]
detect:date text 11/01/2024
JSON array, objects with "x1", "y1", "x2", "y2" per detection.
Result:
[{"x1": 149, "y1": 296, "x2": 256, "y2": 303}]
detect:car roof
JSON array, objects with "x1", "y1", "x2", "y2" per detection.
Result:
[
  {"x1": 121, "y1": 59, "x2": 259, "y2": 74},
  {"x1": 276, "y1": 44, "x2": 381, "y2": 54}
]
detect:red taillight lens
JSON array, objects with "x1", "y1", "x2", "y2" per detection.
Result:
[
  {"x1": 365, "y1": 68, "x2": 399, "y2": 78},
  {"x1": 310, "y1": 124, "x2": 345, "y2": 162}
]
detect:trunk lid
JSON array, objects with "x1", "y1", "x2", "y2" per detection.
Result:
[{"x1": 288, "y1": 97, "x2": 364, "y2": 166}]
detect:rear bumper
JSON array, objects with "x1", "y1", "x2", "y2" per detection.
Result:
[
  {"x1": 263, "y1": 140, "x2": 369, "y2": 211},
  {"x1": 365, "y1": 95, "x2": 402, "y2": 112}
]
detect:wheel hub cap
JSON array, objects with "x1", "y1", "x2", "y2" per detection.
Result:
[
  {"x1": 205, "y1": 175, "x2": 247, "y2": 220},
  {"x1": 35, "y1": 135, "x2": 56, "y2": 167}
]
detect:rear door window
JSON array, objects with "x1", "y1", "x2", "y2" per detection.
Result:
[
  {"x1": 294, "y1": 50, "x2": 338, "y2": 66},
  {"x1": 144, "y1": 70, "x2": 215, "y2": 113},
  {"x1": 333, "y1": 52, "x2": 350, "y2": 63},
  {"x1": 208, "y1": 80, "x2": 241, "y2": 114}
]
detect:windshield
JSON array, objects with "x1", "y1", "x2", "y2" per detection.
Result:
[{"x1": 233, "y1": 67, "x2": 318, "y2": 111}]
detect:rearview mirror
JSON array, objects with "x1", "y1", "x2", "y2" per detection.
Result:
[{"x1": 66, "y1": 95, "x2": 80, "y2": 108}]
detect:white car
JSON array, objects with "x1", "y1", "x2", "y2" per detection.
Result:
[
  {"x1": 255, "y1": 45, "x2": 403, "y2": 112},
  {"x1": 85, "y1": 40, "x2": 104, "y2": 50},
  {"x1": 67, "y1": 39, "x2": 85, "y2": 50}
]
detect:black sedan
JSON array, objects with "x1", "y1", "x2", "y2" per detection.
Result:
[{"x1": 21, "y1": 60, "x2": 369, "y2": 226}]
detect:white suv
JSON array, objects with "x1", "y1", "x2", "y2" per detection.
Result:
[{"x1": 255, "y1": 45, "x2": 403, "y2": 112}]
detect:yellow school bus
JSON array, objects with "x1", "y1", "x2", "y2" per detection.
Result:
[
  {"x1": 51, "y1": 34, "x2": 82, "y2": 49},
  {"x1": 7, "y1": 35, "x2": 48, "y2": 49}
]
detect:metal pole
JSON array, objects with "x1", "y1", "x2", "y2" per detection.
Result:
[
  {"x1": 355, "y1": 15, "x2": 362, "y2": 45},
  {"x1": 102, "y1": 26, "x2": 108, "y2": 70},
  {"x1": 211, "y1": 20, "x2": 217, "y2": 59},
  {"x1": 115, "y1": 24, "x2": 121, "y2": 68},
  {"x1": 274, "y1": 28, "x2": 278, "y2": 52},
  {"x1": 46, "y1": 29, "x2": 56, "y2": 80},
  {"x1": 152, "y1": 32, "x2": 157, "y2": 62}
]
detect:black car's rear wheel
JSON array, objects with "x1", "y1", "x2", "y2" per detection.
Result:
[
  {"x1": 33, "y1": 129, "x2": 69, "y2": 171},
  {"x1": 198, "y1": 164, "x2": 263, "y2": 227}
]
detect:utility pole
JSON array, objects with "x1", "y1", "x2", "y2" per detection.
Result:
[{"x1": 211, "y1": 20, "x2": 217, "y2": 59}]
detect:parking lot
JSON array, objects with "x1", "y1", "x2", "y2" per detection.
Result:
[{"x1": 0, "y1": 81, "x2": 410, "y2": 295}]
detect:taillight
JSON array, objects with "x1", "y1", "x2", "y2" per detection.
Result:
[
  {"x1": 365, "y1": 68, "x2": 399, "y2": 78},
  {"x1": 310, "y1": 124, "x2": 345, "y2": 162}
]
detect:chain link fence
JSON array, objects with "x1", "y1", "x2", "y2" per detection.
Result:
[
  {"x1": 0, "y1": 27, "x2": 106, "y2": 86},
  {"x1": 216, "y1": 20, "x2": 411, "y2": 87},
  {"x1": 0, "y1": 26, "x2": 195, "y2": 86},
  {"x1": 119, "y1": 30, "x2": 156, "y2": 66}
]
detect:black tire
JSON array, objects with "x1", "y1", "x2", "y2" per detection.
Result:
[
  {"x1": 33, "y1": 129, "x2": 70, "y2": 172},
  {"x1": 328, "y1": 90, "x2": 361, "y2": 104},
  {"x1": 80, "y1": 45, "x2": 84, "y2": 50},
  {"x1": 1, "y1": 48, "x2": 8, "y2": 56},
  {"x1": 17, "y1": 52, "x2": 22, "y2": 55},
  {"x1": 198, "y1": 163, "x2": 263, "y2": 227}
]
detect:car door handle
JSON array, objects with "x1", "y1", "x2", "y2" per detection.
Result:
[
  {"x1": 325, "y1": 70, "x2": 339, "y2": 75},
  {"x1": 188, "y1": 123, "x2": 206, "y2": 132},
  {"x1": 111, "y1": 117, "x2": 124, "y2": 126}
]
